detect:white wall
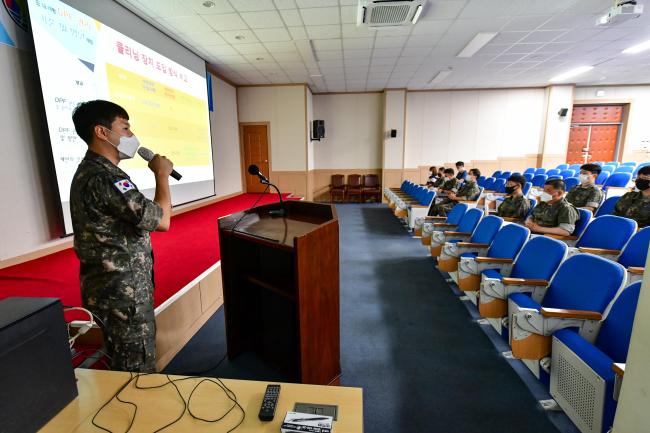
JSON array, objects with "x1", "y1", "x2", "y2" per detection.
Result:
[
  {"x1": 384, "y1": 90, "x2": 406, "y2": 169},
  {"x1": 542, "y1": 85, "x2": 574, "y2": 155},
  {"x1": 211, "y1": 75, "x2": 242, "y2": 197},
  {"x1": 575, "y1": 85, "x2": 650, "y2": 159},
  {"x1": 307, "y1": 88, "x2": 315, "y2": 170},
  {"x1": 404, "y1": 88, "x2": 546, "y2": 167},
  {"x1": 312, "y1": 93, "x2": 383, "y2": 169},
  {"x1": 237, "y1": 85, "x2": 307, "y2": 171}
]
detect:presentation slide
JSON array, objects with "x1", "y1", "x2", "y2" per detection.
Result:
[{"x1": 27, "y1": 0, "x2": 215, "y2": 234}]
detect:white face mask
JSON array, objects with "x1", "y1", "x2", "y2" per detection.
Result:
[
  {"x1": 540, "y1": 192, "x2": 554, "y2": 202},
  {"x1": 103, "y1": 127, "x2": 140, "y2": 160},
  {"x1": 579, "y1": 174, "x2": 591, "y2": 184}
]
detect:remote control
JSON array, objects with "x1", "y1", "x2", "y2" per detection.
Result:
[{"x1": 258, "y1": 384, "x2": 281, "y2": 421}]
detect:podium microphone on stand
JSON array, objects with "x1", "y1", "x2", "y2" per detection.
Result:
[{"x1": 248, "y1": 164, "x2": 285, "y2": 217}]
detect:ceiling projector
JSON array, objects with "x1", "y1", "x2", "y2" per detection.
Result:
[{"x1": 597, "y1": 1, "x2": 644, "y2": 25}]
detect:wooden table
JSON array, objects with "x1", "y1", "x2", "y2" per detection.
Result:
[{"x1": 40, "y1": 369, "x2": 363, "y2": 432}]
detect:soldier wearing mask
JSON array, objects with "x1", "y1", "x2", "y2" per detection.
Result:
[
  {"x1": 426, "y1": 166, "x2": 438, "y2": 186},
  {"x1": 455, "y1": 161, "x2": 467, "y2": 180},
  {"x1": 432, "y1": 167, "x2": 447, "y2": 188},
  {"x1": 429, "y1": 168, "x2": 481, "y2": 216},
  {"x1": 497, "y1": 174, "x2": 531, "y2": 220},
  {"x1": 525, "y1": 178, "x2": 579, "y2": 236},
  {"x1": 70, "y1": 100, "x2": 173, "y2": 372},
  {"x1": 565, "y1": 163, "x2": 603, "y2": 213},
  {"x1": 614, "y1": 165, "x2": 650, "y2": 227}
]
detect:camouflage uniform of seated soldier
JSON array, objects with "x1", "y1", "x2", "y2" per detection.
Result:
[
  {"x1": 435, "y1": 168, "x2": 458, "y2": 193},
  {"x1": 429, "y1": 168, "x2": 481, "y2": 217},
  {"x1": 614, "y1": 165, "x2": 650, "y2": 228},
  {"x1": 525, "y1": 178, "x2": 579, "y2": 236},
  {"x1": 497, "y1": 174, "x2": 531, "y2": 220},
  {"x1": 565, "y1": 163, "x2": 604, "y2": 213}
]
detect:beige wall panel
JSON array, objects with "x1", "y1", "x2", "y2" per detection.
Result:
[
  {"x1": 270, "y1": 171, "x2": 308, "y2": 197},
  {"x1": 383, "y1": 90, "x2": 406, "y2": 170},
  {"x1": 199, "y1": 267, "x2": 223, "y2": 313}
]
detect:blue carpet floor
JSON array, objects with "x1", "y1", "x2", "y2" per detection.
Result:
[{"x1": 165, "y1": 203, "x2": 562, "y2": 432}]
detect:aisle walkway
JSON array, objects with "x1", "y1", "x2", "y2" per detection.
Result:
[{"x1": 336, "y1": 203, "x2": 559, "y2": 433}]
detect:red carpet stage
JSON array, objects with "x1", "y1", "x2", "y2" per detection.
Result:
[{"x1": 0, "y1": 193, "x2": 294, "y2": 309}]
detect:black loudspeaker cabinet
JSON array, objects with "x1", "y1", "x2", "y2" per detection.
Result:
[
  {"x1": 0, "y1": 297, "x2": 78, "y2": 433},
  {"x1": 312, "y1": 119, "x2": 325, "y2": 140},
  {"x1": 390, "y1": 129, "x2": 397, "y2": 138},
  {"x1": 558, "y1": 108, "x2": 569, "y2": 117}
]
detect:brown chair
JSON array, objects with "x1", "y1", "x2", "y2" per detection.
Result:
[
  {"x1": 329, "y1": 174, "x2": 346, "y2": 202},
  {"x1": 347, "y1": 174, "x2": 363, "y2": 202},
  {"x1": 362, "y1": 174, "x2": 381, "y2": 202}
]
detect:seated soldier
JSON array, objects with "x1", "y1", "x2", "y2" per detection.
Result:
[
  {"x1": 429, "y1": 168, "x2": 481, "y2": 216},
  {"x1": 614, "y1": 165, "x2": 650, "y2": 228},
  {"x1": 455, "y1": 161, "x2": 468, "y2": 180},
  {"x1": 435, "y1": 168, "x2": 458, "y2": 195},
  {"x1": 525, "y1": 178, "x2": 579, "y2": 236},
  {"x1": 426, "y1": 166, "x2": 438, "y2": 186},
  {"x1": 565, "y1": 163, "x2": 603, "y2": 213},
  {"x1": 496, "y1": 174, "x2": 531, "y2": 220},
  {"x1": 432, "y1": 167, "x2": 447, "y2": 188}
]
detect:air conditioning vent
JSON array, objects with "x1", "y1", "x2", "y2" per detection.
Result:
[{"x1": 357, "y1": 0, "x2": 426, "y2": 28}]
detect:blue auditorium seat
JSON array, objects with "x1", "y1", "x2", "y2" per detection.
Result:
[
  {"x1": 429, "y1": 208, "x2": 483, "y2": 257},
  {"x1": 606, "y1": 161, "x2": 620, "y2": 167},
  {"x1": 531, "y1": 174, "x2": 548, "y2": 187},
  {"x1": 569, "y1": 164, "x2": 582, "y2": 172},
  {"x1": 559, "y1": 169, "x2": 575, "y2": 179},
  {"x1": 508, "y1": 254, "x2": 626, "y2": 365},
  {"x1": 550, "y1": 281, "x2": 641, "y2": 433},
  {"x1": 546, "y1": 168, "x2": 561, "y2": 177},
  {"x1": 523, "y1": 173, "x2": 533, "y2": 183},
  {"x1": 522, "y1": 182, "x2": 532, "y2": 196},
  {"x1": 477, "y1": 175, "x2": 486, "y2": 187},
  {"x1": 419, "y1": 203, "x2": 469, "y2": 245},
  {"x1": 535, "y1": 168, "x2": 547, "y2": 175},
  {"x1": 556, "y1": 164, "x2": 569, "y2": 170},
  {"x1": 595, "y1": 171, "x2": 609, "y2": 186},
  {"x1": 602, "y1": 172, "x2": 631, "y2": 189},
  {"x1": 617, "y1": 227, "x2": 650, "y2": 283},
  {"x1": 500, "y1": 171, "x2": 511, "y2": 179},
  {"x1": 483, "y1": 177, "x2": 496, "y2": 191},
  {"x1": 601, "y1": 165, "x2": 615, "y2": 174},
  {"x1": 594, "y1": 196, "x2": 620, "y2": 217},
  {"x1": 564, "y1": 177, "x2": 580, "y2": 192},
  {"x1": 492, "y1": 178, "x2": 506, "y2": 193},
  {"x1": 573, "y1": 208, "x2": 593, "y2": 239},
  {"x1": 491, "y1": 170, "x2": 502, "y2": 178},
  {"x1": 524, "y1": 167, "x2": 536, "y2": 175},
  {"x1": 614, "y1": 166, "x2": 633, "y2": 174},
  {"x1": 438, "y1": 215, "x2": 504, "y2": 272},
  {"x1": 620, "y1": 161, "x2": 636, "y2": 167},
  {"x1": 572, "y1": 216, "x2": 637, "y2": 259}
]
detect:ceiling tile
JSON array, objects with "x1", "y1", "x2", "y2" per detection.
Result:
[
  {"x1": 204, "y1": 44, "x2": 239, "y2": 56},
  {"x1": 458, "y1": 0, "x2": 512, "y2": 19},
  {"x1": 279, "y1": 9, "x2": 303, "y2": 26},
  {"x1": 235, "y1": 43, "x2": 269, "y2": 54},
  {"x1": 341, "y1": 6, "x2": 357, "y2": 24},
  {"x1": 273, "y1": 0, "x2": 297, "y2": 9},
  {"x1": 219, "y1": 29, "x2": 260, "y2": 44},
  {"x1": 264, "y1": 41, "x2": 297, "y2": 52},
  {"x1": 502, "y1": 15, "x2": 553, "y2": 32},
  {"x1": 490, "y1": 31, "x2": 528, "y2": 44},
  {"x1": 312, "y1": 39, "x2": 342, "y2": 51},
  {"x1": 401, "y1": 46, "x2": 432, "y2": 57},
  {"x1": 241, "y1": 11, "x2": 285, "y2": 28},
  {"x1": 288, "y1": 26, "x2": 308, "y2": 40},
  {"x1": 306, "y1": 25, "x2": 341, "y2": 39},
  {"x1": 203, "y1": 13, "x2": 248, "y2": 31},
  {"x1": 422, "y1": 1, "x2": 466, "y2": 20},
  {"x1": 519, "y1": 30, "x2": 567, "y2": 43},
  {"x1": 374, "y1": 36, "x2": 408, "y2": 48},
  {"x1": 342, "y1": 23, "x2": 377, "y2": 38},
  {"x1": 504, "y1": 43, "x2": 545, "y2": 54},
  {"x1": 229, "y1": 0, "x2": 276, "y2": 12},
  {"x1": 296, "y1": 0, "x2": 338, "y2": 7},
  {"x1": 300, "y1": 7, "x2": 340, "y2": 25},
  {"x1": 133, "y1": 0, "x2": 189, "y2": 18},
  {"x1": 344, "y1": 49, "x2": 372, "y2": 59},
  {"x1": 184, "y1": 31, "x2": 228, "y2": 46},
  {"x1": 535, "y1": 42, "x2": 574, "y2": 53},
  {"x1": 164, "y1": 15, "x2": 213, "y2": 33},
  {"x1": 371, "y1": 57, "x2": 397, "y2": 66},
  {"x1": 184, "y1": 0, "x2": 234, "y2": 15},
  {"x1": 254, "y1": 28, "x2": 292, "y2": 42},
  {"x1": 210, "y1": 54, "x2": 249, "y2": 64},
  {"x1": 343, "y1": 38, "x2": 374, "y2": 50},
  {"x1": 272, "y1": 51, "x2": 304, "y2": 61},
  {"x1": 493, "y1": 53, "x2": 527, "y2": 62},
  {"x1": 316, "y1": 50, "x2": 344, "y2": 60},
  {"x1": 373, "y1": 47, "x2": 403, "y2": 58}
]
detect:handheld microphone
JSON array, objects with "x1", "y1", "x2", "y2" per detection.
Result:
[
  {"x1": 138, "y1": 147, "x2": 182, "y2": 180},
  {"x1": 247, "y1": 164, "x2": 284, "y2": 216}
]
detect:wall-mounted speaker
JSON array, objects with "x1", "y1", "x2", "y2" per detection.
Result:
[
  {"x1": 558, "y1": 108, "x2": 569, "y2": 117},
  {"x1": 312, "y1": 120, "x2": 325, "y2": 140},
  {"x1": 390, "y1": 129, "x2": 397, "y2": 138}
]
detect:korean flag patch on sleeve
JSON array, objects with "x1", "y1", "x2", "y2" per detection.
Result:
[{"x1": 114, "y1": 179, "x2": 136, "y2": 194}]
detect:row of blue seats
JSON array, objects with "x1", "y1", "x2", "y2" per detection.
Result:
[
  {"x1": 479, "y1": 172, "x2": 631, "y2": 191},
  {"x1": 422, "y1": 207, "x2": 646, "y2": 433}
]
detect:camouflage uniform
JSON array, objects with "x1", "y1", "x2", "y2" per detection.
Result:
[
  {"x1": 439, "y1": 177, "x2": 458, "y2": 192},
  {"x1": 529, "y1": 198, "x2": 579, "y2": 234},
  {"x1": 614, "y1": 191, "x2": 650, "y2": 228},
  {"x1": 430, "y1": 180, "x2": 480, "y2": 216},
  {"x1": 497, "y1": 195, "x2": 531, "y2": 220},
  {"x1": 565, "y1": 184, "x2": 603, "y2": 209},
  {"x1": 70, "y1": 151, "x2": 163, "y2": 372},
  {"x1": 432, "y1": 176, "x2": 445, "y2": 188}
]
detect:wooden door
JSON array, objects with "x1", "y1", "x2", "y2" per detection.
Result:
[
  {"x1": 241, "y1": 124, "x2": 270, "y2": 193},
  {"x1": 566, "y1": 126, "x2": 590, "y2": 164},
  {"x1": 566, "y1": 105, "x2": 623, "y2": 164}
]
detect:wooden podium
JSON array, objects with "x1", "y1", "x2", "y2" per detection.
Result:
[{"x1": 218, "y1": 200, "x2": 340, "y2": 385}]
